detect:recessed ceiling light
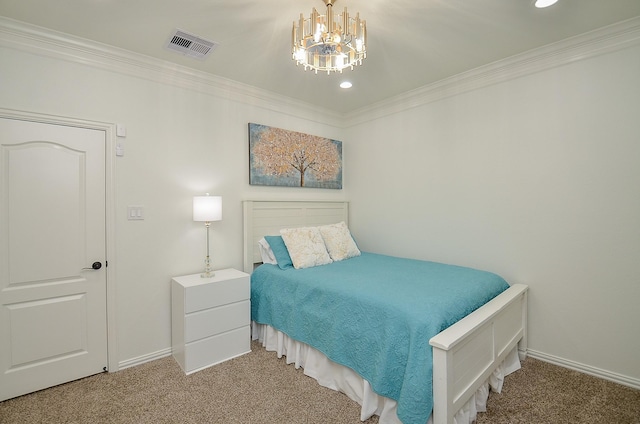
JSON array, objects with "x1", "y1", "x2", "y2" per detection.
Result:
[
  {"x1": 534, "y1": 0, "x2": 558, "y2": 8},
  {"x1": 340, "y1": 81, "x2": 353, "y2": 89}
]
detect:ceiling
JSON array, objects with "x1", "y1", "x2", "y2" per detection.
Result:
[{"x1": 2, "y1": 0, "x2": 640, "y2": 113}]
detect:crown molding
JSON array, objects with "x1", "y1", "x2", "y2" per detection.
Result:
[
  {"x1": 0, "y1": 17, "x2": 344, "y2": 128},
  {"x1": 2, "y1": 16, "x2": 639, "y2": 129},
  {"x1": 344, "y1": 16, "x2": 640, "y2": 127}
]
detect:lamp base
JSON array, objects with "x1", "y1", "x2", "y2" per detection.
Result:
[{"x1": 201, "y1": 255, "x2": 214, "y2": 278}]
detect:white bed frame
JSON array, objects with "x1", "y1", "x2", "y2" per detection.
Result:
[{"x1": 243, "y1": 200, "x2": 528, "y2": 424}]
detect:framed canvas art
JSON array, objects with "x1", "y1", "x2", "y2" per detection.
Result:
[{"x1": 249, "y1": 123, "x2": 342, "y2": 189}]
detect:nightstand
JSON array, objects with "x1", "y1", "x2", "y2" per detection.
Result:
[{"x1": 171, "y1": 268, "x2": 251, "y2": 374}]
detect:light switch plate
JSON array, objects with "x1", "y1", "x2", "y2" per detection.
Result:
[{"x1": 127, "y1": 206, "x2": 144, "y2": 220}]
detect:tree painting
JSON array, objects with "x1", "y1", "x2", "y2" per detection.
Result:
[{"x1": 249, "y1": 123, "x2": 342, "y2": 189}]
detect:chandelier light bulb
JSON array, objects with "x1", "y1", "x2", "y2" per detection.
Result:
[{"x1": 314, "y1": 26, "x2": 322, "y2": 42}]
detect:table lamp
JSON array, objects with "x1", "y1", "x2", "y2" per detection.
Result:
[{"x1": 193, "y1": 194, "x2": 222, "y2": 278}]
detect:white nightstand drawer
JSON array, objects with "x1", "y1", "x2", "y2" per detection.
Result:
[
  {"x1": 184, "y1": 270, "x2": 249, "y2": 313},
  {"x1": 184, "y1": 326, "x2": 250, "y2": 374},
  {"x1": 185, "y1": 300, "x2": 250, "y2": 343}
]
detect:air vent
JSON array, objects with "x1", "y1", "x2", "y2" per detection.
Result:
[{"x1": 165, "y1": 29, "x2": 218, "y2": 60}]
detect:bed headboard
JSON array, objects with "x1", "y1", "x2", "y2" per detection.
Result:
[{"x1": 242, "y1": 200, "x2": 349, "y2": 273}]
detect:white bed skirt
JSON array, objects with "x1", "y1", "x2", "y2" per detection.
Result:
[{"x1": 252, "y1": 322, "x2": 521, "y2": 424}]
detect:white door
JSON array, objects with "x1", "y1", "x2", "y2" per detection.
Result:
[{"x1": 0, "y1": 117, "x2": 108, "y2": 401}]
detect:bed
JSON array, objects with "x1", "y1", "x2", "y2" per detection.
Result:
[{"x1": 243, "y1": 200, "x2": 528, "y2": 424}]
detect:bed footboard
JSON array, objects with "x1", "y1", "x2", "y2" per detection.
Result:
[{"x1": 429, "y1": 283, "x2": 528, "y2": 424}]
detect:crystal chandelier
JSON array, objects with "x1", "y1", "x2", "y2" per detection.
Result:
[{"x1": 292, "y1": 0, "x2": 367, "y2": 74}]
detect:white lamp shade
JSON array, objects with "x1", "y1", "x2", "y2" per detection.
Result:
[{"x1": 193, "y1": 195, "x2": 222, "y2": 222}]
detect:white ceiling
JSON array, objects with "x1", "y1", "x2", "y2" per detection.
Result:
[{"x1": 2, "y1": 0, "x2": 640, "y2": 113}]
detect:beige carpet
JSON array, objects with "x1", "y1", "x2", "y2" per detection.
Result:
[{"x1": 1, "y1": 340, "x2": 638, "y2": 424}]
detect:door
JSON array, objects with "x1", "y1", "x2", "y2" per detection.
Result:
[{"x1": 0, "y1": 117, "x2": 108, "y2": 401}]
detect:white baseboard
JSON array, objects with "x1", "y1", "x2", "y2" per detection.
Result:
[
  {"x1": 117, "y1": 348, "x2": 172, "y2": 371},
  {"x1": 527, "y1": 349, "x2": 640, "y2": 390}
]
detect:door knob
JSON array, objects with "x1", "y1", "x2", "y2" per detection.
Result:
[{"x1": 82, "y1": 262, "x2": 102, "y2": 270}]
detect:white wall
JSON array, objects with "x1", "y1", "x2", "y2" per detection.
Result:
[
  {"x1": 0, "y1": 43, "x2": 347, "y2": 365},
  {"x1": 345, "y1": 40, "x2": 640, "y2": 383},
  {"x1": 2, "y1": 18, "x2": 639, "y2": 387}
]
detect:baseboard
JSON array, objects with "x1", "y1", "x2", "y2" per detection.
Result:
[
  {"x1": 117, "y1": 348, "x2": 172, "y2": 371},
  {"x1": 527, "y1": 349, "x2": 640, "y2": 390}
]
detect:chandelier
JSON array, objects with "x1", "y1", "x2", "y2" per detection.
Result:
[{"x1": 291, "y1": 0, "x2": 367, "y2": 74}]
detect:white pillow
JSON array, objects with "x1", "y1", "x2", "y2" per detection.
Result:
[
  {"x1": 257, "y1": 238, "x2": 278, "y2": 265},
  {"x1": 280, "y1": 227, "x2": 333, "y2": 269},
  {"x1": 318, "y1": 221, "x2": 361, "y2": 261}
]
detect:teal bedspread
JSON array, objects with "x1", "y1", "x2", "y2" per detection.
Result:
[{"x1": 251, "y1": 252, "x2": 509, "y2": 424}]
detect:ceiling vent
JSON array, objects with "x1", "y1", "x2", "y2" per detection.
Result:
[{"x1": 165, "y1": 29, "x2": 218, "y2": 60}]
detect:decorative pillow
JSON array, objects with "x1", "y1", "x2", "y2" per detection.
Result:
[
  {"x1": 257, "y1": 238, "x2": 277, "y2": 265},
  {"x1": 318, "y1": 221, "x2": 361, "y2": 261},
  {"x1": 280, "y1": 227, "x2": 333, "y2": 269},
  {"x1": 264, "y1": 235, "x2": 294, "y2": 269}
]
